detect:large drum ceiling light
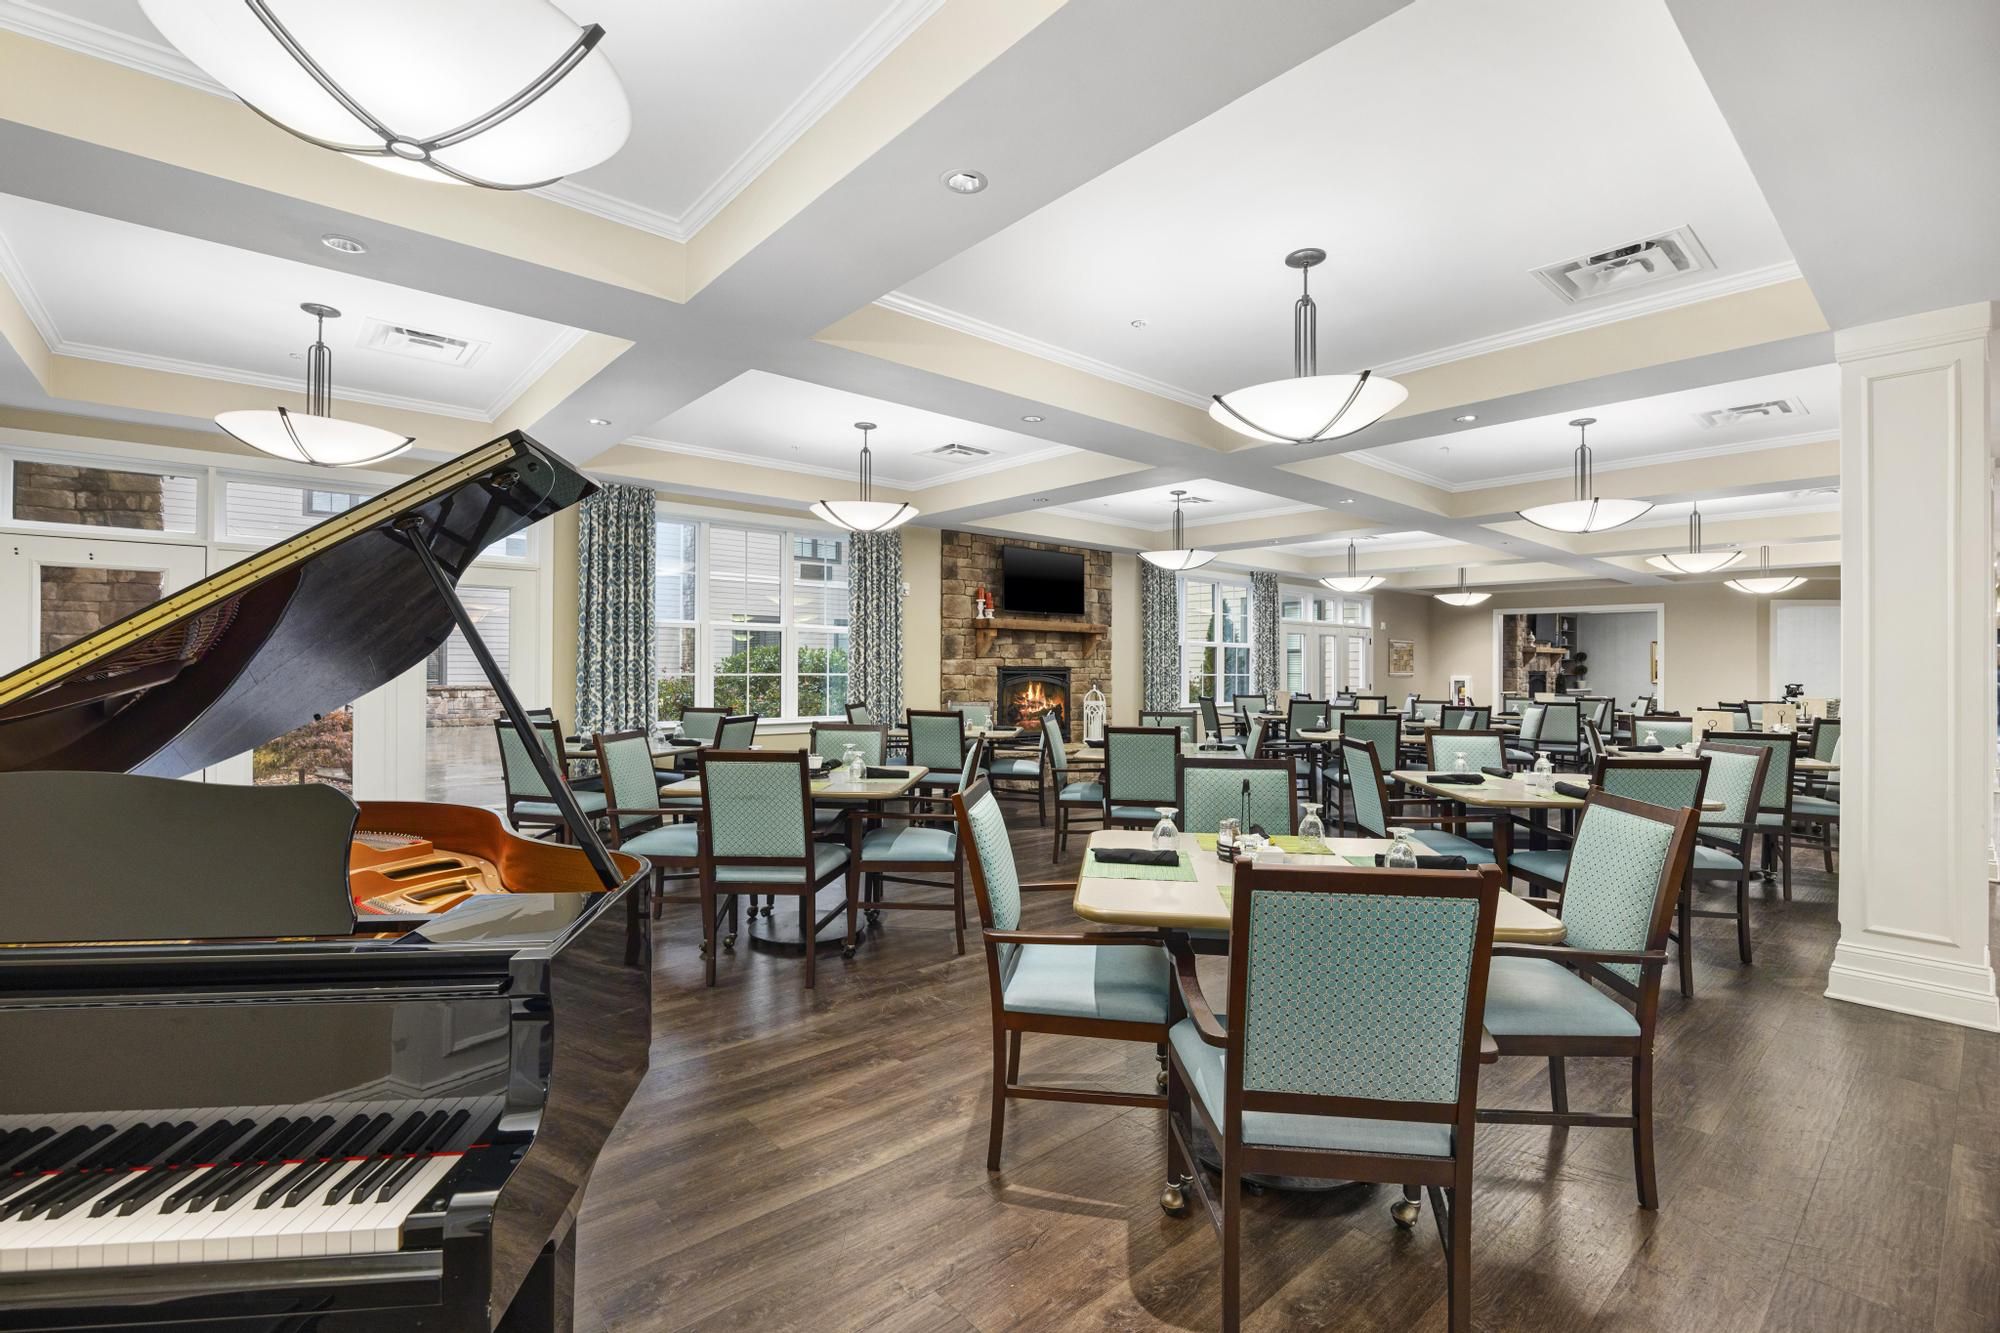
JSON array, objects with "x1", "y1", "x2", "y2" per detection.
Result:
[
  {"x1": 139, "y1": 0, "x2": 631, "y2": 190},
  {"x1": 1517, "y1": 417, "x2": 1653, "y2": 534},
  {"x1": 216, "y1": 304, "x2": 414, "y2": 467},
  {"x1": 811, "y1": 423, "x2": 917, "y2": 533}
]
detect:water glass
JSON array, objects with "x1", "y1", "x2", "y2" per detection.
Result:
[
  {"x1": 1152, "y1": 807, "x2": 1180, "y2": 854},
  {"x1": 1643, "y1": 729, "x2": 1658, "y2": 747},
  {"x1": 1297, "y1": 803, "x2": 1325, "y2": 843},
  {"x1": 1452, "y1": 751, "x2": 1469, "y2": 774},
  {"x1": 1385, "y1": 828, "x2": 1420, "y2": 869}
]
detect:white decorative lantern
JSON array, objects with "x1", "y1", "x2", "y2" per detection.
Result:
[{"x1": 1082, "y1": 682, "x2": 1108, "y2": 744}]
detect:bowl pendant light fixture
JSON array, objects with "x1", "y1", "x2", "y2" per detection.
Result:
[
  {"x1": 811, "y1": 423, "x2": 916, "y2": 533},
  {"x1": 1209, "y1": 248, "x2": 1408, "y2": 445},
  {"x1": 138, "y1": 0, "x2": 631, "y2": 190},
  {"x1": 1433, "y1": 567, "x2": 1490, "y2": 607},
  {"x1": 1645, "y1": 502, "x2": 1743, "y2": 574},
  {"x1": 1725, "y1": 546, "x2": 1808, "y2": 595},
  {"x1": 1139, "y1": 490, "x2": 1216, "y2": 571},
  {"x1": 1319, "y1": 539, "x2": 1383, "y2": 593},
  {"x1": 215, "y1": 304, "x2": 414, "y2": 467},
  {"x1": 1517, "y1": 418, "x2": 1654, "y2": 533}
]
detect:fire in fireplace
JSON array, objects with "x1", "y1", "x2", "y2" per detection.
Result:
[{"x1": 997, "y1": 667, "x2": 1071, "y2": 731}]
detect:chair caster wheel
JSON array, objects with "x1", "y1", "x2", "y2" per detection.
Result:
[
  {"x1": 723, "y1": 934, "x2": 737, "y2": 950},
  {"x1": 1160, "y1": 1178, "x2": 1190, "y2": 1215},
  {"x1": 841, "y1": 946, "x2": 857, "y2": 960},
  {"x1": 1390, "y1": 1198, "x2": 1422, "y2": 1228},
  {"x1": 866, "y1": 910, "x2": 882, "y2": 925},
  {"x1": 1156, "y1": 1068, "x2": 1169, "y2": 1090},
  {"x1": 1242, "y1": 1180, "x2": 1266, "y2": 1197},
  {"x1": 698, "y1": 942, "x2": 709, "y2": 958}
]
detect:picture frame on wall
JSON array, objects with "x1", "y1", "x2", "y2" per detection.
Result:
[
  {"x1": 1448, "y1": 673, "x2": 1472, "y2": 703},
  {"x1": 1388, "y1": 639, "x2": 1416, "y2": 677},
  {"x1": 1650, "y1": 640, "x2": 1659, "y2": 684}
]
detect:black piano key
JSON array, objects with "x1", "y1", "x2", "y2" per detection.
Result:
[
  {"x1": 272, "y1": 1157, "x2": 345, "y2": 1209},
  {"x1": 341, "y1": 1113, "x2": 393, "y2": 1156},
  {"x1": 210, "y1": 1158, "x2": 288, "y2": 1211},
  {"x1": 212, "y1": 1115, "x2": 334, "y2": 1211},
  {"x1": 0, "y1": 1126, "x2": 53, "y2": 1172},
  {"x1": 320, "y1": 1157, "x2": 380, "y2": 1206},
  {"x1": 335, "y1": 1153, "x2": 405, "y2": 1205},
  {"x1": 176, "y1": 1116, "x2": 295, "y2": 1212},
  {"x1": 316, "y1": 1114, "x2": 373, "y2": 1160},
  {"x1": 96, "y1": 1117, "x2": 237, "y2": 1216},
  {"x1": 372, "y1": 1154, "x2": 429, "y2": 1204},
  {"x1": 0, "y1": 1125, "x2": 113, "y2": 1208},
  {"x1": 2, "y1": 1173, "x2": 78, "y2": 1221},
  {"x1": 42, "y1": 1169, "x2": 126, "y2": 1220},
  {"x1": 374, "y1": 1112, "x2": 430, "y2": 1158},
  {"x1": 173, "y1": 1118, "x2": 254, "y2": 1169},
  {"x1": 422, "y1": 1109, "x2": 471, "y2": 1154},
  {"x1": 76, "y1": 1122, "x2": 159, "y2": 1172},
  {"x1": 402, "y1": 1111, "x2": 450, "y2": 1157}
]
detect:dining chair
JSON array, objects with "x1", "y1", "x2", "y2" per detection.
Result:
[
  {"x1": 677, "y1": 706, "x2": 729, "y2": 744},
  {"x1": 1423, "y1": 729, "x2": 1506, "y2": 775},
  {"x1": 1537, "y1": 700, "x2": 1584, "y2": 768},
  {"x1": 1140, "y1": 710, "x2": 1199, "y2": 742},
  {"x1": 1340, "y1": 738, "x2": 1492, "y2": 862},
  {"x1": 715, "y1": 713, "x2": 758, "y2": 750},
  {"x1": 1691, "y1": 742, "x2": 1773, "y2": 969},
  {"x1": 1332, "y1": 714, "x2": 1402, "y2": 828},
  {"x1": 953, "y1": 777, "x2": 1170, "y2": 1171},
  {"x1": 594, "y1": 728, "x2": 710, "y2": 934},
  {"x1": 907, "y1": 709, "x2": 970, "y2": 803},
  {"x1": 1633, "y1": 715, "x2": 1694, "y2": 748},
  {"x1": 696, "y1": 750, "x2": 849, "y2": 988},
  {"x1": 1808, "y1": 716, "x2": 1842, "y2": 762},
  {"x1": 843, "y1": 738, "x2": 982, "y2": 959},
  {"x1": 1231, "y1": 693, "x2": 1269, "y2": 741},
  {"x1": 1505, "y1": 703, "x2": 1546, "y2": 767},
  {"x1": 1102, "y1": 726, "x2": 1183, "y2": 830},
  {"x1": 1477, "y1": 791, "x2": 1699, "y2": 1210},
  {"x1": 1411, "y1": 698, "x2": 1446, "y2": 726},
  {"x1": 1711, "y1": 731, "x2": 1803, "y2": 898},
  {"x1": 1197, "y1": 695, "x2": 1229, "y2": 742},
  {"x1": 844, "y1": 701, "x2": 874, "y2": 725},
  {"x1": 1440, "y1": 705, "x2": 1489, "y2": 731},
  {"x1": 495, "y1": 717, "x2": 606, "y2": 839},
  {"x1": 1043, "y1": 713, "x2": 1103, "y2": 862},
  {"x1": 1402, "y1": 693, "x2": 1422, "y2": 718},
  {"x1": 809, "y1": 722, "x2": 888, "y2": 838},
  {"x1": 1350, "y1": 694, "x2": 1389, "y2": 715},
  {"x1": 1163, "y1": 858, "x2": 1499, "y2": 1333},
  {"x1": 986, "y1": 714, "x2": 1050, "y2": 822},
  {"x1": 1275, "y1": 696, "x2": 1331, "y2": 800},
  {"x1": 1176, "y1": 756, "x2": 1297, "y2": 838},
  {"x1": 1742, "y1": 701, "x2": 1768, "y2": 727},
  {"x1": 1501, "y1": 692, "x2": 1529, "y2": 717},
  {"x1": 951, "y1": 700, "x2": 995, "y2": 730}
]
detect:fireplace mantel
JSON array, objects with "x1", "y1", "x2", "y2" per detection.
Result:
[{"x1": 973, "y1": 616, "x2": 1109, "y2": 656}]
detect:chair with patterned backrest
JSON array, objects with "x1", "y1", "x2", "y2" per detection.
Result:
[
  {"x1": 1044, "y1": 713, "x2": 1103, "y2": 862},
  {"x1": 1690, "y1": 742, "x2": 1772, "y2": 970},
  {"x1": 1163, "y1": 858, "x2": 1499, "y2": 1332},
  {"x1": 715, "y1": 714, "x2": 758, "y2": 750},
  {"x1": 1402, "y1": 693, "x2": 1422, "y2": 718},
  {"x1": 842, "y1": 738, "x2": 981, "y2": 960},
  {"x1": 677, "y1": 706, "x2": 728, "y2": 744},
  {"x1": 951, "y1": 700, "x2": 994, "y2": 731},
  {"x1": 1141, "y1": 710, "x2": 1199, "y2": 742},
  {"x1": 1350, "y1": 694, "x2": 1389, "y2": 715},
  {"x1": 1478, "y1": 792, "x2": 1698, "y2": 1211},
  {"x1": 1272, "y1": 697, "x2": 1331, "y2": 800},
  {"x1": 1633, "y1": 715, "x2": 1693, "y2": 748},
  {"x1": 1577, "y1": 697, "x2": 1614, "y2": 732},
  {"x1": 1582, "y1": 720, "x2": 1608, "y2": 772},
  {"x1": 1331, "y1": 714, "x2": 1401, "y2": 826},
  {"x1": 1231, "y1": 693, "x2": 1269, "y2": 742},
  {"x1": 1741, "y1": 701, "x2": 1769, "y2": 727},
  {"x1": 696, "y1": 751, "x2": 849, "y2": 989},
  {"x1": 1537, "y1": 700, "x2": 1584, "y2": 768},
  {"x1": 1102, "y1": 726, "x2": 1183, "y2": 830},
  {"x1": 906, "y1": 709, "x2": 969, "y2": 803},
  {"x1": 808, "y1": 722, "x2": 887, "y2": 840},
  {"x1": 1809, "y1": 716, "x2": 1842, "y2": 762},
  {"x1": 954, "y1": 778, "x2": 1170, "y2": 1171},
  {"x1": 1411, "y1": 698, "x2": 1446, "y2": 727},
  {"x1": 1505, "y1": 703, "x2": 1547, "y2": 767},
  {"x1": 1177, "y1": 757, "x2": 1297, "y2": 839},
  {"x1": 1440, "y1": 705, "x2": 1489, "y2": 731},
  {"x1": 1500, "y1": 692, "x2": 1529, "y2": 717},
  {"x1": 844, "y1": 701, "x2": 873, "y2": 725},
  {"x1": 1424, "y1": 729, "x2": 1506, "y2": 776},
  {"x1": 1794, "y1": 718, "x2": 1842, "y2": 869},
  {"x1": 595, "y1": 729, "x2": 711, "y2": 934},
  {"x1": 1197, "y1": 695, "x2": 1229, "y2": 743},
  {"x1": 1711, "y1": 731, "x2": 1803, "y2": 899},
  {"x1": 496, "y1": 717, "x2": 607, "y2": 839},
  {"x1": 1339, "y1": 738, "x2": 1492, "y2": 863}
]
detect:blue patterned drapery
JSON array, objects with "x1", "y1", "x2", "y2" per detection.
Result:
[
  {"x1": 1250, "y1": 571, "x2": 1280, "y2": 696},
  {"x1": 1140, "y1": 561, "x2": 1181, "y2": 711},
  {"x1": 848, "y1": 530, "x2": 904, "y2": 724},
  {"x1": 574, "y1": 483, "x2": 656, "y2": 736}
]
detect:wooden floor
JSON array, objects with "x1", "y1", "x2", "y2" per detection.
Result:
[{"x1": 574, "y1": 813, "x2": 2000, "y2": 1332}]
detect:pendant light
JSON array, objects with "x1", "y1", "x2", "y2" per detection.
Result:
[
  {"x1": 139, "y1": 0, "x2": 631, "y2": 190},
  {"x1": 811, "y1": 422, "x2": 916, "y2": 533},
  {"x1": 1318, "y1": 540, "x2": 1383, "y2": 593},
  {"x1": 1518, "y1": 418, "x2": 1653, "y2": 533},
  {"x1": 1645, "y1": 502, "x2": 1743, "y2": 574},
  {"x1": 1139, "y1": 491, "x2": 1216, "y2": 571},
  {"x1": 1725, "y1": 547, "x2": 1807, "y2": 595},
  {"x1": 1433, "y1": 568, "x2": 1490, "y2": 607},
  {"x1": 1209, "y1": 248, "x2": 1407, "y2": 445},
  {"x1": 215, "y1": 304, "x2": 414, "y2": 467}
]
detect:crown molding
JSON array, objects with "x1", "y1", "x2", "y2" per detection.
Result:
[
  {"x1": 482, "y1": 326, "x2": 589, "y2": 420},
  {"x1": 624, "y1": 433, "x2": 1077, "y2": 493},
  {"x1": 0, "y1": 228, "x2": 62, "y2": 349},
  {"x1": 51, "y1": 341, "x2": 501, "y2": 422},
  {"x1": 0, "y1": 0, "x2": 218, "y2": 94}
]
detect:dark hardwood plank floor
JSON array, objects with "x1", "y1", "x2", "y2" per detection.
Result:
[{"x1": 574, "y1": 813, "x2": 2000, "y2": 1332}]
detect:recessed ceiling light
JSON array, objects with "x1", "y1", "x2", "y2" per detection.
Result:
[
  {"x1": 321, "y1": 234, "x2": 367, "y2": 255},
  {"x1": 1454, "y1": 413, "x2": 1478, "y2": 423},
  {"x1": 1339, "y1": 498, "x2": 1355, "y2": 504},
  {"x1": 1129, "y1": 319, "x2": 1148, "y2": 328},
  {"x1": 942, "y1": 169, "x2": 986, "y2": 194},
  {"x1": 1034, "y1": 496, "x2": 1051, "y2": 503},
  {"x1": 588, "y1": 417, "x2": 612, "y2": 426},
  {"x1": 1021, "y1": 414, "x2": 1044, "y2": 423}
]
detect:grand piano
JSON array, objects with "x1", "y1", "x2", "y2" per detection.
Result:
[{"x1": 0, "y1": 432, "x2": 650, "y2": 1331}]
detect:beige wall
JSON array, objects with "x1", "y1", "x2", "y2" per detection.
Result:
[
  {"x1": 1370, "y1": 590, "x2": 1435, "y2": 701},
  {"x1": 901, "y1": 526, "x2": 942, "y2": 713},
  {"x1": 1111, "y1": 554, "x2": 1140, "y2": 725},
  {"x1": 1422, "y1": 581, "x2": 1841, "y2": 709}
]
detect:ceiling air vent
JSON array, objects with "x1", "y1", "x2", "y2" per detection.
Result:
[
  {"x1": 1531, "y1": 226, "x2": 1714, "y2": 304},
  {"x1": 926, "y1": 441, "x2": 991, "y2": 459},
  {"x1": 1694, "y1": 397, "x2": 1809, "y2": 430},
  {"x1": 360, "y1": 318, "x2": 487, "y2": 367}
]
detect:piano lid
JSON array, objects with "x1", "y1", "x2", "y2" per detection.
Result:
[{"x1": 0, "y1": 431, "x2": 592, "y2": 777}]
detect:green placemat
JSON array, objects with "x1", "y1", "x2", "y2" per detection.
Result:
[
  {"x1": 1341, "y1": 854, "x2": 1378, "y2": 867},
  {"x1": 1190, "y1": 833, "x2": 1332, "y2": 855},
  {"x1": 1085, "y1": 850, "x2": 1198, "y2": 881}
]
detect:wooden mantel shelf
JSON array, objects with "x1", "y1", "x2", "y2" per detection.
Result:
[{"x1": 974, "y1": 616, "x2": 1109, "y2": 655}]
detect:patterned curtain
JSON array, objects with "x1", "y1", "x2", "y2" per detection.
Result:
[
  {"x1": 1250, "y1": 571, "x2": 1280, "y2": 695},
  {"x1": 848, "y1": 530, "x2": 904, "y2": 724},
  {"x1": 574, "y1": 483, "x2": 656, "y2": 736},
  {"x1": 1140, "y1": 561, "x2": 1181, "y2": 710}
]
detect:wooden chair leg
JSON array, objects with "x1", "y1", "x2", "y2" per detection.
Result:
[
  {"x1": 700, "y1": 882, "x2": 718, "y2": 988},
  {"x1": 1005, "y1": 1029, "x2": 1022, "y2": 1084},
  {"x1": 1036, "y1": 775, "x2": 1046, "y2": 826},
  {"x1": 952, "y1": 859, "x2": 967, "y2": 956},
  {"x1": 1677, "y1": 881, "x2": 1695, "y2": 998},
  {"x1": 986, "y1": 1028, "x2": 1008, "y2": 1172},
  {"x1": 801, "y1": 890, "x2": 816, "y2": 989},
  {"x1": 844, "y1": 860, "x2": 860, "y2": 953},
  {"x1": 1052, "y1": 804, "x2": 1064, "y2": 863},
  {"x1": 1632, "y1": 1047, "x2": 1659, "y2": 1209},
  {"x1": 1548, "y1": 1056, "x2": 1568, "y2": 1113},
  {"x1": 650, "y1": 864, "x2": 664, "y2": 920},
  {"x1": 1221, "y1": 1155, "x2": 1243, "y2": 1333},
  {"x1": 1736, "y1": 872, "x2": 1753, "y2": 964},
  {"x1": 1446, "y1": 1183, "x2": 1471, "y2": 1333},
  {"x1": 1780, "y1": 832, "x2": 1792, "y2": 901}
]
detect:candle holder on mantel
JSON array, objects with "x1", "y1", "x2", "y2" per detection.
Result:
[{"x1": 1081, "y1": 681, "x2": 1107, "y2": 744}]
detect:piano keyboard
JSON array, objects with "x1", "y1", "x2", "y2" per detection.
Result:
[{"x1": 0, "y1": 1097, "x2": 497, "y2": 1272}]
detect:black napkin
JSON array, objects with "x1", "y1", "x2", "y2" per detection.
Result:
[
  {"x1": 1423, "y1": 772, "x2": 1484, "y2": 784},
  {"x1": 1373, "y1": 854, "x2": 1469, "y2": 870},
  {"x1": 1093, "y1": 848, "x2": 1180, "y2": 867},
  {"x1": 1624, "y1": 743, "x2": 1665, "y2": 752},
  {"x1": 662, "y1": 739, "x2": 703, "y2": 749},
  {"x1": 1554, "y1": 781, "x2": 1592, "y2": 799},
  {"x1": 865, "y1": 766, "x2": 905, "y2": 780},
  {"x1": 1481, "y1": 765, "x2": 1513, "y2": 779}
]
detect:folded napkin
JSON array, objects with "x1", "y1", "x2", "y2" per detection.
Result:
[
  {"x1": 1553, "y1": 781, "x2": 1592, "y2": 799},
  {"x1": 865, "y1": 766, "x2": 905, "y2": 780},
  {"x1": 1624, "y1": 743, "x2": 1666, "y2": 752},
  {"x1": 1373, "y1": 854, "x2": 1469, "y2": 870},
  {"x1": 1481, "y1": 765, "x2": 1513, "y2": 779},
  {"x1": 1423, "y1": 772, "x2": 1483, "y2": 785},
  {"x1": 1092, "y1": 847, "x2": 1180, "y2": 867}
]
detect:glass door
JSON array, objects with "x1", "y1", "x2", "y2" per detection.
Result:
[
  {"x1": 1317, "y1": 629, "x2": 1372, "y2": 696},
  {"x1": 0, "y1": 533, "x2": 207, "y2": 671},
  {"x1": 421, "y1": 567, "x2": 542, "y2": 811}
]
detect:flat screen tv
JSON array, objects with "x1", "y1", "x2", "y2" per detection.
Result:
[{"x1": 1000, "y1": 546, "x2": 1085, "y2": 616}]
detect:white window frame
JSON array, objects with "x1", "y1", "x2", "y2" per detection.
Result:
[
  {"x1": 1178, "y1": 573, "x2": 1253, "y2": 707},
  {"x1": 1280, "y1": 583, "x2": 1372, "y2": 697}
]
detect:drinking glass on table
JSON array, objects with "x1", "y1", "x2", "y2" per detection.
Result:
[
  {"x1": 1452, "y1": 750, "x2": 1469, "y2": 774},
  {"x1": 1152, "y1": 807, "x2": 1180, "y2": 853},
  {"x1": 1297, "y1": 802, "x2": 1325, "y2": 844},
  {"x1": 1385, "y1": 828, "x2": 1420, "y2": 869}
]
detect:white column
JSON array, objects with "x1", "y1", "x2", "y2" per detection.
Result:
[{"x1": 1826, "y1": 302, "x2": 2000, "y2": 1030}]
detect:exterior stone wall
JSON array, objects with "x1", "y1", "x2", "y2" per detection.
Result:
[
  {"x1": 427, "y1": 684, "x2": 501, "y2": 726},
  {"x1": 939, "y1": 530, "x2": 1113, "y2": 717},
  {"x1": 39, "y1": 567, "x2": 163, "y2": 656},
  {"x1": 14, "y1": 462, "x2": 165, "y2": 529}
]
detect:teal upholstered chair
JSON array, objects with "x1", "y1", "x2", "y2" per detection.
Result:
[
  {"x1": 906, "y1": 709, "x2": 968, "y2": 802},
  {"x1": 844, "y1": 701, "x2": 874, "y2": 725},
  {"x1": 1581, "y1": 697, "x2": 1616, "y2": 732},
  {"x1": 1140, "y1": 710, "x2": 1198, "y2": 742},
  {"x1": 1691, "y1": 742, "x2": 1773, "y2": 970},
  {"x1": 1479, "y1": 792, "x2": 1698, "y2": 1210},
  {"x1": 715, "y1": 714, "x2": 758, "y2": 750},
  {"x1": 843, "y1": 739, "x2": 981, "y2": 959},
  {"x1": 1102, "y1": 726, "x2": 1182, "y2": 830},
  {"x1": 496, "y1": 717, "x2": 606, "y2": 838},
  {"x1": 1043, "y1": 714, "x2": 1102, "y2": 862},
  {"x1": 1332, "y1": 713, "x2": 1401, "y2": 825},
  {"x1": 1412, "y1": 698, "x2": 1445, "y2": 726},
  {"x1": 1350, "y1": 694, "x2": 1389, "y2": 715},
  {"x1": 986, "y1": 718, "x2": 1049, "y2": 823},
  {"x1": 1711, "y1": 731, "x2": 1803, "y2": 898},
  {"x1": 1231, "y1": 693, "x2": 1269, "y2": 740},
  {"x1": 951, "y1": 700, "x2": 994, "y2": 730},
  {"x1": 1808, "y1": 716, "x2": 1842, "y2": 761},
  {"x1": 1505, "y1": 703, "x2": 1547, "y2": 766},
  {"x1": 595, "y1": 728, "x2": 709, "y2": 931},
  {"x1": 1793, "y1": 720, "x2": 1842, "y2": 872},
  {"x1": 1537, "y1": 700, "x2": 1584, "y2": 767},
  {"x1": 1275, "y1": 697, "x2": 1331, "y2": 799},
  {"x1": 1633, "y1": 716, "x2": 1693, "y2": 748},
  {"x1": 677, "y1": 706, "x2": 728, "y2": 743},
  {"x1": 696, "y1": 751, "x2": 849, "y2": 988},
  {"x1": 954, "y1": 778, "x2": 1170, "y2": 1171},
  {"x1": 1197, "y1": 695, "x2": 1228, "y2": 743},
  {"x1": 1424, "y1": 729, "x2": 1505, "y2": 775},
  {"x1": 1341, "y1": 738, "x2": 1491, "y2": 863},
  {"x1": 1440, "y1": 705, "x2": 1488, "y2": 731},
  {"x1": 809, "y1": 722, "x2": 887, "y2": 836},
  {"x1": 1501, "y1": 692, "x2": 1529, "y2": 716},
  {"x1": 1177, "y1": 757, "x2": 1296, "y2": 838},
  {"x1": 1163, "y1": 858, "x2": 1499, "y2": 1332}
]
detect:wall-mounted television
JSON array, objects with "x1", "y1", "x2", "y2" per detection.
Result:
[{"x1": 1000, "y1": 546, "x2": 1085, "y2": 616}]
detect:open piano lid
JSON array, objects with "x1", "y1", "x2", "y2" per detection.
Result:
[{"x1": 0, "y1": 431, "x2": 592, "y2": 777}]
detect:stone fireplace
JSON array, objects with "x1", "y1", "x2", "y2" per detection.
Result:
[
  {"x1": 940, "y1": 530, "x2": 1113, "y2": 725},
  {"x1": 997, "y1": 666, "x2": 1070, "y2": 731}
]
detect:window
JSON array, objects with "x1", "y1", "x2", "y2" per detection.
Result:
[
  {"x1": 427, "y1": 585, "x2": 510, "y2": 686},
  {"x1": 1280, "y1": 592, "x2": 1305, "y2": 620},
  {"x1": 654, "y1": 518, "x2": 697, "y2": 720},
  {"x1": 225, "y1": 478, "x2": 372, "y2": 544},
  {"x1": 1181, "y1": 576, "x2": 1251, "y2": 706},
  {"x1": 1285, "y1": 632, "x2": 1305, "y2": 694},
  {"x1": 790, "y1": 536, "x2": 850, "y2": 719},
  {"x1": 11, "y1": 460, "x2": 197, "y2": 533},
  {"x1": 303, "y1": 488, "x2": 360, "y2": 517}
]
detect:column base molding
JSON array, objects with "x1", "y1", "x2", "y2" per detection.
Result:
[{"x1": 1826, "y1": 939, "x2": 2000, "y2": 1032}]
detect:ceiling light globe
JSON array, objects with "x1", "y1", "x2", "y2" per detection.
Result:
[
  {"x1": 1517, "y1": 496, "x2": 1654, "y2": 534},
  {"x1": 1210, "y1": 373, "x2": 1408, "y2": 444},
  {"x1": 216, "y1": 409, "x2": 414, "y2": 467},
  {"x1": 1139, "y1": 548, "x2": 1217, "y2": 572},
  {"x1": 1318, "y1": 575, "x2": 1384, "y2": 593},
  {"x1": 809, "y1": 500, "x2": 917, "y2": 534},
  {"x1": 1646, "y1": 550, "x2": 1744, "y2": 575},
  {"x1": 1433, "y1": 591, "x2": 1491, "y2": 607},
  {"x1": 1725, "y1": 575, "x2": 1808, "y2": 596}
]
